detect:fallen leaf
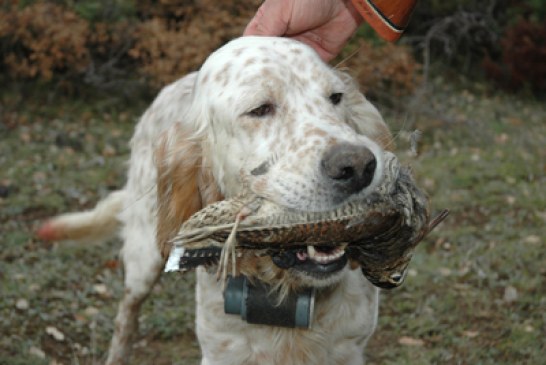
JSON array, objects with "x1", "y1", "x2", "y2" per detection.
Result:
[
  {"x1": 423, "y1": 178, "x2": 435, "y2": 189},
  {"x1": 103, "y1": 259, "x2": 120, "y2": 270},
  {"x1": 20, "y1": 132, "x2": 31, "y2": 143},
  {"x1": 84, "y1": 306, "x2": 99, "y2": 317},
  {"x1": 523, "y1": 235, "x2": 540, "y2": 245},
  {"x1": 463, "y1": 330, "x2": 479, "y2": 338},
  {"x1": 507, "y1": 117, "x2": 523, "y2": 126},
  {"x1": 495, "y1": 133, "x2": 509, "y2": 144},
  {"x1": 398, "y1": 336, "x2": 425, "y2": 346},
  {"x1": 102, "y1": 144, "x2": 117, "y2": 157}
]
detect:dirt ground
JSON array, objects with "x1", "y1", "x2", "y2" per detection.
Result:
[{"x1": 1, "y1": 70, "x2": 545, "y2": 364}]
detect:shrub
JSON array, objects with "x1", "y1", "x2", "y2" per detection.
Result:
[
  {"x1": 404, "y1": 0, "x2": 546, "y2": 93},
  {"x1": 0, "y1": 2, "x2": 90, "y2": 80},
  {"x1": 129, "y1": 0, "x2": 259, "y2": 87},
  {"x1": 483, "y1": 18, "x2": 546, "y2": 92}
]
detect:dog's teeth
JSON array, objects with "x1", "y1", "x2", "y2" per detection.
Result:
[
  {"x1": 307, "y1": 245, "x2": 317, "y2": 258},
  {"x1": 306, "y1": 245, "x2": 346, "y2": 264}
]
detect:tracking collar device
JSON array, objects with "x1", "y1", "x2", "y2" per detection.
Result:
[{"x1": 223, "y1": 275, "x2": 315, "y2": 329}]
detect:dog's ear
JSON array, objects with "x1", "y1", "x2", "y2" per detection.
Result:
[
  {"x1": 337, "y1": 71, "x2": 394, "y2": 150},
  {"x1": 155, "y1": 126, "x2": 222, "y2": 259}
]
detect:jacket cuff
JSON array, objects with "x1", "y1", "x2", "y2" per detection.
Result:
[{"x1": 350, "y1": 0, "x2": 417, "y2": 42}]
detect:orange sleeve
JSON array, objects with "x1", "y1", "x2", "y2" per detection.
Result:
[{"x1": 350, "y1": 0, "x2": 417, "y2": 42}]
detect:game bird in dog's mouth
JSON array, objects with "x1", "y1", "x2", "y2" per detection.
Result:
[{"x1": 165, "y1": 151, "x2": 448, "y2": 290}]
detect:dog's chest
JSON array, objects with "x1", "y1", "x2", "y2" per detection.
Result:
[{"x1": 194, "y1": 269, "x2": 378, "y2": 365}]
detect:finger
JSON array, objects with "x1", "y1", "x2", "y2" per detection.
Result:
[
  {"x1": 290, "y1": 34, "x2": 335, "y2": 62},
  {"x1": 243, "y1": 0, "x2": 291, "y2": 36}
]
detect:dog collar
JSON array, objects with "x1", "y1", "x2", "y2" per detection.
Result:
[{"x1": 224, "y1": 275, "x2": 315, "y2": 329}]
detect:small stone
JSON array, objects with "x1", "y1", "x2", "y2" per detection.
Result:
[
  {"x1": 46, "y1": 326, "x2": 65, "y2": 342},
  {"x1": 93, "y1": 283, "x2": 110, "y2": 297},
  {"x1": 73, "y1": 343, "x2": 90, "y2": 356},
  {"x1": 16, "y1": 298, "x2": 29, "y2": 310},
  {"x1": 503, "y1": 286, "x2": 518, "y2": 303},
  {"x1": 29, "y1": 346, "x2": 46, "y2": 359}
]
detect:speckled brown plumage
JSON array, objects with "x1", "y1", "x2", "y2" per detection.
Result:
[{"x1": 168, "y1": 152, "x2": 448, "y2": 289}]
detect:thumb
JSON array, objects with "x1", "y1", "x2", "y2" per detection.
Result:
[{"x1": 243, "y1": 1, "x2": 291, "y2": 36}]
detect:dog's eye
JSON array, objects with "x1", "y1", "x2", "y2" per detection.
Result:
[
  {"x1": 329, "y1": 93, "x2": 343, "y2": 105},
  {"x1": 248, "y1": 103, "x2": 275, "y2": 117}
]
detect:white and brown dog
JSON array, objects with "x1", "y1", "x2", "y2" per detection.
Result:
[{"x1": 39, "y1": 36, "x2": 393, "y2": 365}]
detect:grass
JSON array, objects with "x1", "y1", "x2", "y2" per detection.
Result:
[{"x1": 1, "y1": 75, "x2": 544, "y2": 364}]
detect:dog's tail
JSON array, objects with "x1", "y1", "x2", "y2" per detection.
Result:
[{"x1": 37, "y1": 190, "x2": 126, "y2": 243}]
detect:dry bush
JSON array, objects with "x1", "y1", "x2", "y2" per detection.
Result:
[
  {"x1": 130, "y1": 0, "x2": 420, "y2": 92},
  {"x1": 483, "y1": 18, "x2": 546, "y2": 92},
  {"x1": 135, "y1": 0, "x2": 199, "y2": 21},
  {"x1": 0, "y1": 0, "x2": 421, "y2": 97},
  {"x1": 82, "y1": 20, "x2": 138, "y2": 90},
  {"x1": 130, "y1": 0, "x2": 260, "y2": 87},
  {"x1": 87, "y1": 21, "x2": 133, "y2": 60},
  {"x1": 342, "y1": 40, "x2": 422, "y2": 100},
  {"x1": 0, "y1": 2, "x2": 90, "y2": 80}
]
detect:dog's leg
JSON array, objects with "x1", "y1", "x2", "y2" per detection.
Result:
[{"x1": 106, "y1": 219, "x2": 163, "y2": 365}]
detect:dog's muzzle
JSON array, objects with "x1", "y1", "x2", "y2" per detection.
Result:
[{"x1": 224, "y1": 275, "x2": 315, "y2": 328}]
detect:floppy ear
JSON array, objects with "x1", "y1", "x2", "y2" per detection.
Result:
[
  {"x1": 155, "y1": 126, "x2": 222, "y2": 259},
  {"x1": 338, "y1": 71, "x2": 394, "y2": 150}
]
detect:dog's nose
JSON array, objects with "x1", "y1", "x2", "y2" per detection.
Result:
[{"x1": 321, "y1": 144, "x2": 377, "y2": 194}]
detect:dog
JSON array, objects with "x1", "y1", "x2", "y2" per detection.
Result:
[{"x1": 38, "y1": 36, "x2": 393, "y2": 365}]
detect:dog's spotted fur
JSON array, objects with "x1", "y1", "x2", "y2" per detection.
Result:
[{"x1": 39, "y1": 37, "x2": 393, "y2": 365}]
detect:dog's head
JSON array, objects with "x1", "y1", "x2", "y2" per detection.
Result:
[{"x1": 157, "y1": 37, "x2": 393, "y2": 291}]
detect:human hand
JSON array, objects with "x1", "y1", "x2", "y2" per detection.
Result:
[{"x1": 243, "y1": 0, "x2": 362, "y2": 62}]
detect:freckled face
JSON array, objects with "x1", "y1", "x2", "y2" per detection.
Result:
[{"x1": 194, "y1": 37, "x2": 385, "y2": 211}]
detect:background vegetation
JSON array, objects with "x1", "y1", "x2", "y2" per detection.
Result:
[{"x1": 1, "y1": 0, "x2": 544, "y2": 364}]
